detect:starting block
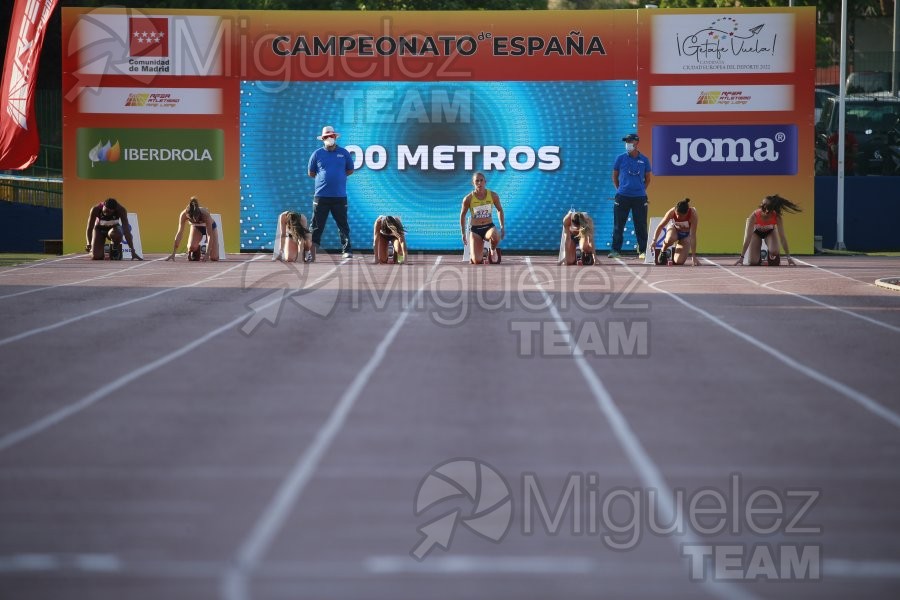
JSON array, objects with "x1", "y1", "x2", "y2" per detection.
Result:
[
  {"x1": 463, "y1": 239, "x2": 492, "y2": 263},
  {"x1": 558, "y1": 230, "x2": 598, "y2": 266},
  {"x1": 462, "y1": 232, "x2": 492, "y2": 263},
  {"x1": 273, "y1": 215, "x2": 313, "y2": 262},
  {"x1": 203, "y1": 213, "x2": 227, "y2": 260},
  {"x1": 557, "y1": 229, "x2": 568, "y2": 265},
  {"x1": 122, "y1": 212, "x2": 143, "y2": 260},
  {"x1": 462, "y1": 225, "x2": 471, "y2": 262},
  {"x1": 273, "y1": 216, "x2": 284, "y2": 261},
  {"x1": 741, "y1": 217, "x2": 768, "y2": 265},
  {"x1": 644, "y1": 217, "x2": 666, "y2": 264},
  {"x1": 463, "y1": 227, "x2": 491, "y2": 263}
]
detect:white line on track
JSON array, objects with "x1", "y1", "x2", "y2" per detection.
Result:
[
  {"x1": 364, "y1": 555, "x2": 595, "y2": 575},
  {"x1": 0, "y1": 553, "x2": 122, "y2": 573},
  {"x1": 824, "y1": 558, "x2": 900, "y2": 578},
  {"x1": 0, "y1": 257, "x2": 166, "y2": 301},
  {"x1": 617, "y1": 258, "x2": 900, "y2": 430},
  {"x1": 0, "y1": 256, "x2": 266, "y2": 348},
  {"x1": 221, "y1": 257, "x2": 443, "y2": 600},
  {"x1": 0, "y1": 258, "x2": 344, "y2": 453},
  {"x1": 3, "y1": 553, "x2": 897, "y2": 581},
  {"x1": 701, "y1": 259, "x2": 900, "y2": 334},
  {"x1": 0, "y1": 254, "x2": 82, "y2": 277},
  {"x1": 525, "y1": 258, "x2": 760, "y2": 600},
  {"x1": 792, "y1": 257, "x2": 880, "y2": 286}
]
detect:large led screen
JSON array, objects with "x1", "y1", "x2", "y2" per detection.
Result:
[{"x1": 239, "y1": 80, "x2": 637, "y2": 252}]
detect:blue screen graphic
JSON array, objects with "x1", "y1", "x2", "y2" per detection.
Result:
[{"x1": 239, "y1": 81, "x2": 639, "y2": 252}]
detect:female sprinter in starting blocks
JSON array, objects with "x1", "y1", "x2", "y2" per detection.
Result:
[
  {"x1": 275, "y1": 211, "x2": 313, "y2": 262},
  {"x1": 460, "y1": 172, "x2": 505, "y2": 264},
  {"x1": 373, "y1": 215, "x2": 408, "y2": 264},
  {"x1": 85, "y1": 197, "x2": 143, "y2": 261},
  {"x1": 166, "y1": 196, "x2": 220, "y2": 261},
  {"x1": 734, "y1": 194, "x2": 801, "y2": 266},
  {"x1": 651, "y1": 198, "x2": 700, "y2": 266},
  {"x1": 562, "y1": 211, "x2": 596, "y2": 265}
]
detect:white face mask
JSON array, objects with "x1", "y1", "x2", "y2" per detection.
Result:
[
  {"x1": 324, "y1": 137, "x2": 336, "y2": 148},
  {"x1": 625, "y1": 143, "x2": 635, "y2": 153}
]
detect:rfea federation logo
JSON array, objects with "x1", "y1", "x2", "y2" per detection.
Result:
[
  {"x1": 129, "y1": 17, "x2": 168, "y2": 58},
  {"x1": 124, "y1": 93, "x2": 150, "y2": 107},
  {"x1": 696, "y1": 90, "x2": 751, "y2": 106}
]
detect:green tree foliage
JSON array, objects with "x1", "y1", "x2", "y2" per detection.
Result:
[
  {"x1": 657, "y1": 1, "x2": 894, "y2": 69},
  {"x1": 60, "y1": 0, "x2": 546, "y2": 9},
  {"x1": 660, "y1": 0, "x2": 890, "y2": 15}
]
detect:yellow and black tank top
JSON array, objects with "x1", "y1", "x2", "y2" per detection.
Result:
[{"x1": 468, "y1": 190, "x2": 494, "y2": 222}]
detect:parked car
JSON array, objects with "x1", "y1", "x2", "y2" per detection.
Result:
[
  {"x1": 815, "y1": 88, "x2": 836, "y2": 122},
  {"x1": 815, "y1": 94, "x2": 900, "y2": 175},
  {"x1": 846, "y1": 71, "x2": 891, "y2": 94}
]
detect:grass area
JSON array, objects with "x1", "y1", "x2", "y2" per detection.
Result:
[
  {"x1": 0, "y1": 254, "x2": 48, "y2": 267},
  {"x1": 817, "y1": 249, "x2": 900, "y2": 257}
]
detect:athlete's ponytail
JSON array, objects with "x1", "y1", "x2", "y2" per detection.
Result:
[{"x1": 187, "y1": 196, "x2": 201, "y2": 220}]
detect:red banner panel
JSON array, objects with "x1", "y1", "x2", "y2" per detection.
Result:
[{"x1": 0, "y1": 0, "x2": 58, "y2": 170}]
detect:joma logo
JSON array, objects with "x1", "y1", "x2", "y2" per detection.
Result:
[
  {"x1": 671, "y1": 136, "x2": 781, "y2": 166},
  {"x1": 652, "y1": 125, "x2": 796, "y2": 176}
]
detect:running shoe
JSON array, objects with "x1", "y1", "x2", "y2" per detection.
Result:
[{"x1": 607, "y1": 251, "x2": 620, "y2": 258}]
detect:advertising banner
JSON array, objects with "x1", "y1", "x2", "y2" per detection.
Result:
[
  {"x1": 239, "y1": 80, "x2": 634, "y2": 252},
  {"x1": 76, "y1": 128, "x2": 224, "y2": 180},
  {"x1": 62, "y1": 7, "x2": 815, "y2": 254},
  {"x1": 638, "y1": 7, "x2": 815, "y2": 251},
  {"x1": 0, "y1": 0, "x2": 59, "y2": 170}
]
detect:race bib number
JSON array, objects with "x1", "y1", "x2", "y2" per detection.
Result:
[{"x1": 473, "y1": 204, "x2": 491, "y2": 220}]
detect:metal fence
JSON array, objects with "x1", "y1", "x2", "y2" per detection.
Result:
[
  {"x1": 0, "y1": 89, "x2": 62, "y2": 210},
  {"x1": 0, "y1": 176, "x2": 62, "y2": 209},
  {"x1": 816, "y1": 52, "x2": 900, "y2": 96}
]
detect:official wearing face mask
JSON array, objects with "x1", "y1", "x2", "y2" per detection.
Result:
[
  {"x1": 307, "y1": 125, "x2": 355, "y2": 260},
  {"x1": 609, "y1": 133, "x2": 652, "y2": 259}
]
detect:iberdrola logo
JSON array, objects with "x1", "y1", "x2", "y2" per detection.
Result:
[{"x1": 88, "y1": 140, "x2": 121, "y2": 165}]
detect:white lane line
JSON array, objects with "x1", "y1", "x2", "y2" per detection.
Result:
[
  {"x1": 0, "y1": 254, "x2": 81, "y2": 276},
  {"x1": 0, "y1": 256, "x2": 266, "y2": 348},
  {"x1": 0, "y1": 554, "x2": 60, "y2": 571},
  {"x1": 701, "y1": 258, "x2": 900, "y2": 334},
  {"x1": 0, "y1": 259, "x2": 343, "y2": 453},
  {"x1": 221, "y1": 257, "x2": 443, "y2": 600},
  {"x1": 0, "y1": 553, "x2": 122, "y2": 573},
  {"x1": 615, "y1": 259, "x2": 900, "y2": 430},
  {"x1": 791, "y1": 257, "x2": 879, "y2": 286},
  {"x1": 3, "y1": 554, "x2": 897, "y2": 581},
  {"x1": 364, "y1": 555, "x2": 596, "y2": 575},
  {"x1": 0, "y1": 257, "x2": 167, "y2": 301},
  {"x1": 72, "y1": 554, "x2": 123, "y2": 572},
  {"x1": 824, "y1": 559, "x2": 900, "y2": 578},
  {"x1": 525, "y1": 258, "x2": 760, "y2": 600}
]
